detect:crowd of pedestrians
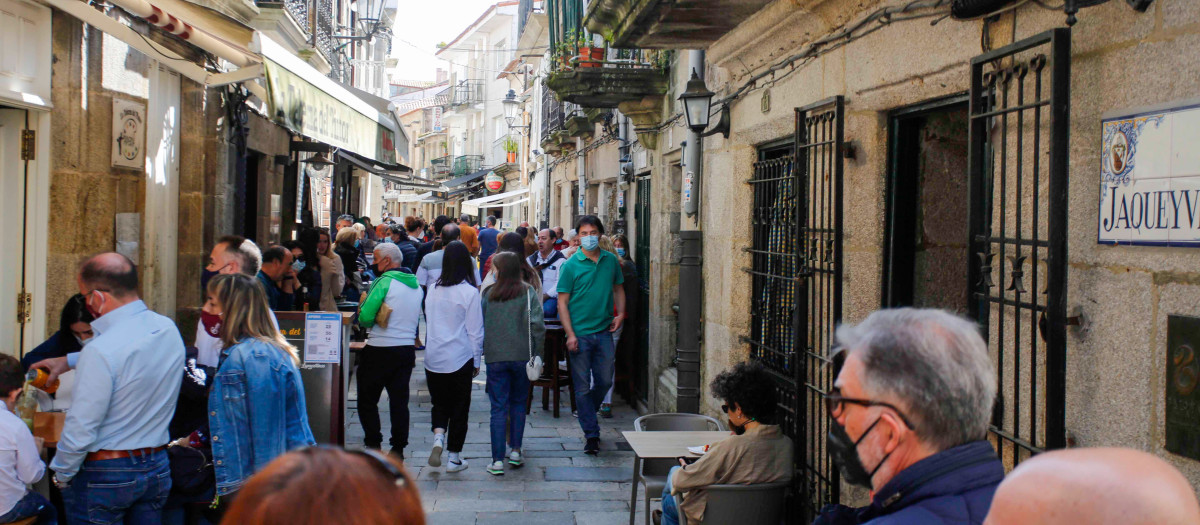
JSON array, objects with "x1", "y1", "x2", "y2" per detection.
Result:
[{"x1": 4, "y1": 211, "x2": 1200, "y2": 525}]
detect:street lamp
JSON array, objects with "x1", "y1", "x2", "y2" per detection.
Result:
[
  {"x1": 678, "y1": 69, "x2": 715, "y2": 134},
  {"x1": 503, "y1": 89, "x2": 521, "y2": 129}
]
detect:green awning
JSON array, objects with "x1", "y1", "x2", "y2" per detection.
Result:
[{"x1": 259, "y1": 35, "x2": 399, "y2": 164}]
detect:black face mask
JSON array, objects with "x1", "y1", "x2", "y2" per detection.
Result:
[
  {"x1": 201, "y1": 267, "x2": 218, "y2": 294},
  {"x1": 828, "y1": 417, "x2": 890, "y2": 489}
]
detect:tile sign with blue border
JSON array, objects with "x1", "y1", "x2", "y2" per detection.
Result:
[{"x1": 1099, "y1": 103, "x2": 1200, "y2": 246}]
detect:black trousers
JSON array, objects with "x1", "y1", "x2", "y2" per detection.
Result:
[
  {"x1": 358, "y1": 345, "x2": 416, "y2": 452},
  {"x1": 425, "y1": 359, "x2": 475, "y2": 453}
]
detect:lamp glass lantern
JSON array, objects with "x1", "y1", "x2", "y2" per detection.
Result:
[
  {"x1": 678, "y1": 69, "x2": 715, "y2": 133},
  {"x1": 502, "y1": 89, "x2": 520, "y2": 129}
]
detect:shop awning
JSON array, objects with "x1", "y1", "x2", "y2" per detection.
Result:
[
  {"x1": 258, "y1": 35, "x2": 399, "y2": 165},
  {"x1": 393, "y1": 192, "x2": 434, "y2": 203},
  {"x1": 482, "y1": 198, "x2": 529, "y2": 209},
  {"x1": 462, "y1": 188, "x2": 530, "y2": 207},
  {"x1": 442, "y1": 168, "x2": 490, "y2": 189},
  {"x1": 336, "y1": 150, "x2": 443, "y2": 190}
]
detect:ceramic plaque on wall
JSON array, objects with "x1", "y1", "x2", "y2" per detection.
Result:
[
  {"x1": 1098, "y1": 102, "x2": 1200, "y2": 246},
  {"x1": 112, "y1": 99, "x2": 146, "y2": 170}
]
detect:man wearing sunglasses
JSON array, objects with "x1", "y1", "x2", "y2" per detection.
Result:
[{"x1": 814, "y1": 308, "x2": 1004, "y2": 525}]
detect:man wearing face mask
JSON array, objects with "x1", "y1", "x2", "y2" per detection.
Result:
[
  {"x1": 197, "y1": 236, "x2": 263, "y2": 367},
  {"x1": 813, "y1": 308, "x2": 1003, "y2": 525},
  {"x1": 655, "y1": 362, "x2": 792, "y2": 525},
  {"x1": 556, "y1": 215, "x2": 625, "y2": 455},
  {"x1": 42, "y1": 253, "x2": 185, "y2": 523}
]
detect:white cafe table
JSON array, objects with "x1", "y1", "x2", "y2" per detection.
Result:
[{"x1": 621, "y1": 431, "x2": 731, "y2": 525}]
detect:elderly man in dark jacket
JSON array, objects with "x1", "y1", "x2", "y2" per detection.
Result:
[{"x1": 813, "y1": 308, "x2": 1004, "y2": 525}]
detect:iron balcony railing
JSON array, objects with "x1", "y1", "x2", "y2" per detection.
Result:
[
  {"x1": 430, "y1": 155, "x2": 451, "y2": 178},
  {"x1": 541, "y1": 84, "x2": 565, "y2": 137},
  {"x1": 258, "y1": 1, "x2": 339, "y2": 73},
  {"x1": 450, "y1": 80, "x2": 485, "y2": 108},
  {"x1": 451, "y1": 155, "x2": 484, "y2": 176}
]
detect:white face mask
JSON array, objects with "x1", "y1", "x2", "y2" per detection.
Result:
[{"x1": 76, "y1": 336, "x2": 92, "y2": 347}]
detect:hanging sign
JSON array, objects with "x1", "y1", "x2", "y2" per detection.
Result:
[
  {"x1": 1098, "y1": 103, "x2": 1200, "y2": 246},
  {"x1": 112, "y1": 99, "x2": 146, "y2": 170},
  {"x1": 485, "y1": 171, "x2": 505, "y2": 192}
]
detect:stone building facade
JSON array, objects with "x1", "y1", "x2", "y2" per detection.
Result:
[{"x1": 578, "y1": 0, "x2": 1200, "y2": 513}]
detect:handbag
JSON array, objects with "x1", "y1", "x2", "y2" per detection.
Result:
[
  {"x1": 525, "y1": 286, "x2": 544, "y2": 381},
  {"x1": 167, "y1": 442, "x2": 214, "y2": 497}
]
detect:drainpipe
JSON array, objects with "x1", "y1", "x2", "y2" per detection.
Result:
[
  {"x1": 577, "y1": 137, "x2": 586, "y2": 222},
  {"x1": 676, "y1": 49, "x2": 705, "y2": 414}
]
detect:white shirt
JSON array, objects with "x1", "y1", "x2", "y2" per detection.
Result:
[
  {"x1": 366, "y1": 279, "x2": 424, "y2": 347},
  {"x1": 530, "y1": 251, "x2": 567, "y2": 298},
  {"x1": 0, "y1": 404, "x2": 44, "y2": 515},
  {"x1": 423, "y1": 282, "x2": 484, "y2": 373},
  {"x1": 194, "y1": 311, "x2": 281, "y2": 368},
  {"x1": 417, "y1": 250, "x2": 481, "y2": 289}
]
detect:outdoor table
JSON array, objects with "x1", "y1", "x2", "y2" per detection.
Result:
[{"x1": 621, "y1": 430, "x2": 732, "y2": 525}]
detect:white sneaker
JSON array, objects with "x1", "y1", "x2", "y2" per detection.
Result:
[
  {"x1": 507, "y1": 449, "x2": 524, "y2": 468},
  {"x1": 486, "y1": 460, "x2": 505, "y2": 475},
  {"x1": 428, "y1": 434, "x2": 445, "y2": 467},
  {"x1": 446, "y1": 458, "x2": 469, "y2": 472}
]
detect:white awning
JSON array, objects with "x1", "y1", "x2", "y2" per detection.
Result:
[
  {"x1": 482, "y1": 197, "x2": 530, "y2": 209},
  {"x1": 391, "y1": 192, "x2": 434, "y2": 203},
  {"x1": 461, "y1": 188, "x2": 530, "y2": 207}
]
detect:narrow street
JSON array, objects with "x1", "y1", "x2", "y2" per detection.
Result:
[{"x1": 346, "y1": 344, "x2": 652, "y2": 525}]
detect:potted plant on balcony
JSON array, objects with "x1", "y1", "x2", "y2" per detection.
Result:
[
  {"x1": 503, "y1": 136, "x2": 519, "y2": 164},
  {"x1": 576, "y1": 31, "x2": 604, "y2": 68}
]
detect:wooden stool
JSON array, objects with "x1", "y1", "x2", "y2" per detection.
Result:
[{"x1": 527, "y1": 327, "x2": 576, "y2": 418}]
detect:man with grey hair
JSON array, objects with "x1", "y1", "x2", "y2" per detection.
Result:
[
  {"x1": 814, "y1": 308, "x2": 1004, "y2": 525},
  {"x1": 355, "y1": 242, "x2": 423, "y2": 459}
]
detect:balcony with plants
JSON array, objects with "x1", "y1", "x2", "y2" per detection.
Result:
[
  {"x1": 491, "y1": 135, "x2": 521, "y2": 174},
  {"x1": 430, "y1": 154, "x2": 452, "y2": 179},
  {"x1": 542, "y1": 0, "x2": 671, "y2": 147}
]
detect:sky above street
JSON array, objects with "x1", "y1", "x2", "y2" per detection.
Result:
[{"x1": 389, "y1": 0, "x2": 506, "y2": 82}]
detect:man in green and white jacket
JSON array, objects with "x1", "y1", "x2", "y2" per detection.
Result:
[{"x1": 357, "y1": 243, "x2": 423, "y2": 460}]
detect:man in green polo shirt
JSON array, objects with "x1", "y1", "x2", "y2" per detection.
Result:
[{"x1": 557, "y1": 215, "x2": 626, "y2": 455}]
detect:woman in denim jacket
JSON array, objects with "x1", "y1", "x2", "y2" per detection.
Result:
[{"x1": 204, "y1": 274, "x2": 316, "y2": 500}]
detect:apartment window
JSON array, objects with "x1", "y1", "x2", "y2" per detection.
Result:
[{"x1": 494, "y1": 39, "x2": 509, "y2": 71}]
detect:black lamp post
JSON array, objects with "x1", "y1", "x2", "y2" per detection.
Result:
[{"x1": 678, "y1": 69, "x2": 714, "y2": 134}]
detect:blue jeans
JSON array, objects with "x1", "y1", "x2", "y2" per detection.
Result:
[
  {"x1": 0, "y1": 490, "x2": 55, "y2": 524},
  {"x1": 567, "y1": 331, "x2": 615, "y2": 439},
  {"x1": 661, "y1": 466, "x2": 682, "y2": 525},
  {"x1": 63, "y1": 451, "x2": 171, "y2": 525},
  {"x1": 486, "y1": 361, "x2": 531, "y2": 462}
]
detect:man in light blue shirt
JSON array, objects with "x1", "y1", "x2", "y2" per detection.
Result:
[{"x1": 36, "y1": 253, "x2": 184, "y2": 524}]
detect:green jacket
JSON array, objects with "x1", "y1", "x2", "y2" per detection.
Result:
[{"x1": 357, "y1": 270, "x2": 419, "y2": 328}]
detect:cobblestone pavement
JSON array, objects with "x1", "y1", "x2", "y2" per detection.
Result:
[{"x1": 347, "y1": 347, "x2": 652, "y2": 525}]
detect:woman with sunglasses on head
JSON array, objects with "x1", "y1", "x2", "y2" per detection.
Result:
[
  {"x1": 220, "y1": 446, "x2": 424, "y2": 525},
  {"x1": 421, "y1": 241, "x2": 483, "y2": 472},
  {"x1": 655, "y1": 362, "x2": 793, "y2": 525},
  {"x1": 204, "y1": 274, "x2": 316, "y2": 508}
]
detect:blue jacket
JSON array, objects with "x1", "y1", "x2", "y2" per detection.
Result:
[
  {"x1": 813, "y1": 440, "x2": 1004, "y2": 525},
  {"x1": 209, "y1": 338, "x2": 316, "y2": 495}
]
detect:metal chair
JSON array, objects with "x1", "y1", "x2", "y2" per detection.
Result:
[
  {"x1": 677, "y1": 481, "x2": 790, "y2": 525},
  {"x1": 630, "y1": 413, "x2": 724, "y2": 525}
]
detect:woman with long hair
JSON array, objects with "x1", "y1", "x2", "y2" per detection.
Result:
[
  {"x1": 334, "y1": 227, "x2": 363, "y2": 300},
  {"x1": 481, "y1": 252, "x2": 544, "y2": 475},
  {"x1": 481, "y1": 232, "x2": 540, "y2": 292},
  {"x1": 205, "y1": 274, "x2": 316, "y2": 499},
  {"x1": 421, "y1": 241, "x2": 483, "y2": 472},
  {"x1": 316, "y1": 228, "x2": 345, "y2": 311},
  {"x1": 220, "y1": 447, "x2": 424, "y2": 525}
]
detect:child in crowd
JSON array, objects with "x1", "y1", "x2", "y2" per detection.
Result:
[{"x1": 0, "y1": 354, "x2": 54, "y2": 524}]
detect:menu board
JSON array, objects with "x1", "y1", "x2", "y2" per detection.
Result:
[{"x1": 303, "y1": 313, "x2": 343, "y2": 364}]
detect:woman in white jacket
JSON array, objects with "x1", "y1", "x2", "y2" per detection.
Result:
[{"x1": 316, "y1": 228, "x2": 345, "y2": 312}]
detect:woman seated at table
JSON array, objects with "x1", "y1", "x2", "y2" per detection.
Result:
[
  {"x1": 21, "y1": 294, "x2": 94, "y2": 372},
  {"x1": 658, "y1": 362, "x2": 794, "y2": 525}
]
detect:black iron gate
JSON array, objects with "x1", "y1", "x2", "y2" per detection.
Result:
[
  {"x1": 635, "y1": 176, "x2": 651, "y2": 403},
  {"x1": 967, "y1": 29, "x2": 1070, "y2": 468},
  {"x1": 744, "y1": 96, "x2": 844, "y2": 522}
]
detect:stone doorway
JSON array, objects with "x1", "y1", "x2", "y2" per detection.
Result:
[{"x1": 883, "y1": 96, "x2": 970, "y2": 312}]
